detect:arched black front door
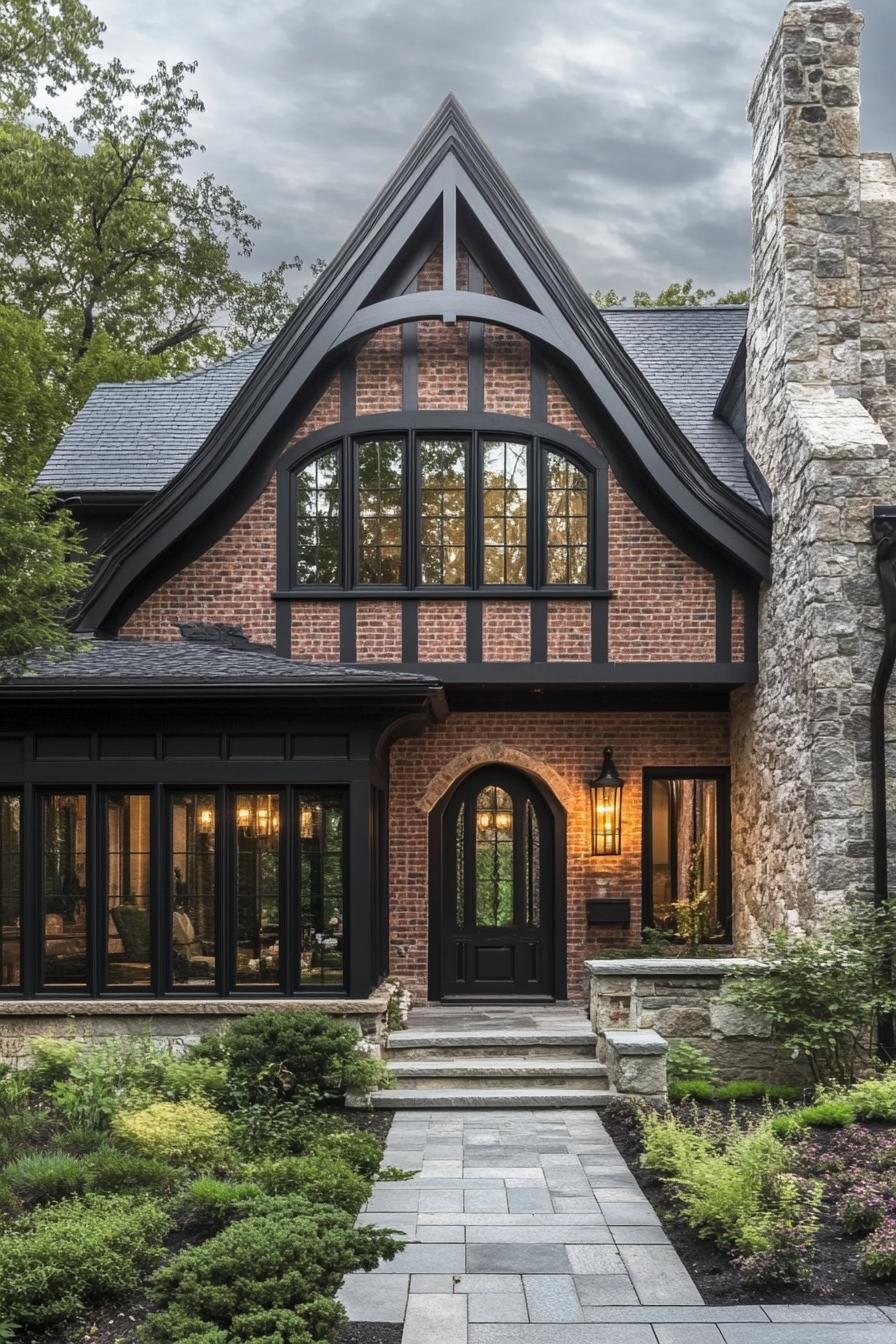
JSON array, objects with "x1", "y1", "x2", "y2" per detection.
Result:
[{"x1": 434, "y1": 767, "x2": 555, "y2": 998}]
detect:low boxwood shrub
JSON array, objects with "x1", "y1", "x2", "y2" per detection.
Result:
[
  {"x1": 309, "y1": 1128, "x2": 382, "y2": 1179},
  {"x1": 2, "y1": 1151, "x2": 86, "y2": 1205},
  {"x1": 250, "y1": 1153, "x2": 371, "y2": 1214},
  {"x1": 179, "y1": 1177, "x2": 263, "y2": 1231},
  {"x1": 138, "y1": 1197, "x2": 401, "y2": 1344},
  {"x1": 110, "y1": 1099, "x2": 231, "y2": 1170},
  {"x1": 0, "y1": 1194, "x2": 171, "y2": 1330},
  {"x1": 859, "y1": 1216, "x2": 896, "y2": 1279},
  {"x1": 216, "y1": 1010, "x2": 388, "y2": 1107}
]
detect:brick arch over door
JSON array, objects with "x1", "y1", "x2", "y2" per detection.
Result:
[{"x1": 417, "y1": 744, "x2": 575, "y2": 816}]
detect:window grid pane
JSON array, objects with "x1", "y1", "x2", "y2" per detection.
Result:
[
  {"x1": 171, "y1": 793, "x2": 216, "y2": 988},
  {"x1": 545, "y1": 450, "x2": 589, "y2": 585},
  {"x1": 1, "y1": 795, "x2": 21, "y2": 989},
  {"x1": 482, "y1": 439, "x2": 528, "y2": 585},
  {"x1": 474, "y1": 786, "x2": 514, "y2": 926},
  {"x1": 41, "y1": 794, "x2": 88, "y2": 989},
  {"x1": 298, "y1": 794, "x2": 345, "y2": 989},
  {"x1": 105, "y1": 793, "x2": 151, "y2": 988},
  {"x1": 649, "y1": 777, "x2": 723, "y2": 940},
  {"x1": 420, "y1": 437, "x2": 467, "y2": 585},
  {"x1": 295, "y1": 449, "x2": 340, "y2": 584},
  {"x1": 235, "y1": 793, "x2": 280, "y2": 988},
  {"x1": 358, "y1": 438, "x2": 404, "y2": 584}
]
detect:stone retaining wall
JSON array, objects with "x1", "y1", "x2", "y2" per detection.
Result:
[
  {"x1": 0, "y1": 990, "x2": 393, "y2": 1068},
  {"x1": 586, "y1": 958, "x2": 794, "y2": 1083}
]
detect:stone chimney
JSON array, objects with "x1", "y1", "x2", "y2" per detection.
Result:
[{"x1": 732, "y1": 1, "x2": 896, "y2": 943}]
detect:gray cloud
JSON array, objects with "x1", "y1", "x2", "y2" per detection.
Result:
[{"x1": 89, "y1": 0, "x2": 895, "y2": 299}]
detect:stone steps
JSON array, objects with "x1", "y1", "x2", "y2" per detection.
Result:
[
  {"x1": 369, "y1": 1085, "x2": 614, "y2": 1108},
  {"x1": 387, "y1": 1056, "x2": 608, "y2": 1090},
  {"x1": 384, "y1": 1027, "x2": 599, "y2": 1060}
]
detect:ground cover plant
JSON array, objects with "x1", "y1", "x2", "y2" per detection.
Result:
[{"x1": 0, "y1": 1014, "x2": 398, "y2": 1343}]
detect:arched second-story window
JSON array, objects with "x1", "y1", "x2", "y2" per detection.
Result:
[{"x1": 290, "y1": 430, "x2": 595, "y2": 592}]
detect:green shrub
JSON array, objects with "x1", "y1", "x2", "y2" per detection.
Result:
[
  {"x1": 0, "y1": 1194, "x2": 171, "y2": 1329},
  {"x1": 158, "y1": 1056, "x2": 228, "y2": 1104},
  {"x1": 180, "y1": 1177, "x2": 263, "y2": 1231},
  {"x1": 669, "y1": 1079, "x2": 715, "y2": 1103},
  {"x1": 2, "y1": 1151, "x2": 86, "y2": 1205},
  {"x1": 641, "y1": 1108, "x2": 821, "y2": 1284},
  {"x1": 139, "y1": 1198, "x2": 401, "y2": 1344},
  {"x1": 232, "y1": 1102, "x2": 328, "y2": 1158},
  {"x1": 110, "y1": 1100, "x2": 231, "y2": 1170},
  {"x1": 840, "y1": 1184, "x2": 892, "y2": 1236},
  {"x1": 714, "y1": 1081, "x2": 802, "y2": 1104},
  {"x1": 309, "y1": 1128, "x2": 382, "y2": 1179},
  {"x1": 792, "y1": 1098, "x2": 857, "y2": 1129},
  {"x1": 250, "y1": 1154, "x2": 371, "y2": 1214},
  {"x1": 666, "y1": 1041, "x2": 718, "y2": 1085},
  {"x1": 217, "y1": 1010, "x2": 388, "y2": 1107},
  {"x1": 847, "y1": 1072, "x2": 896, "y2": 1122},
  {"x1": 859, "y1": 1217, "x2": 896, "y2": 1279},
  {"x1": 26, "y1": 1037, "x2": 83, "y2": 1090},
  {"x1": 85, "y1": 1147, "x2": 180, "y2": 1195}
]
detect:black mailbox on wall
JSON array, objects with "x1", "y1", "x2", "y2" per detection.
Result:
[{"x1": 586, "y1": 898, "x2": 631, "y2": 927}]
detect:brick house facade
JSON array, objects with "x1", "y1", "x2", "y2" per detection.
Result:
[{"x1": 2, "y1": 0, "x2": 892, "y2": 1008}]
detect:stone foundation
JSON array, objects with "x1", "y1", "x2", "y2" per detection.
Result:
[
  {"x1": 586, "y1": 958, "x2": 792, "y2": 1082},
  {"x1": 0, "y1": 988, "x2": 393, "y2": 1068},
  {"x1": 603, "y1": 1028, "x2": 668, "y2": 1105}
]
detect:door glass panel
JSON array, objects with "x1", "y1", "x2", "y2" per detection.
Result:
[
  {"x1": 1, "y1": 795, "x2": 21, "y2": 989},
  {"x1": 525, "y1": 798, "x2": 540, "y2": 927},
  {"x1": 545, "y1": 450, "x2": 589, "y2": 584},
  {"x1": 482, "y1": 439, "x2": 528, "y2": 584},
  {"x1": 648, "y1": 777, "x2": 722, "y2": 939},
  {"x1": 105, "y1": 793, "x2": 151, "y2": 988},
  {"x1": 41, "y1": 794, "x2": 88, "y2": 989},
  {"x1": 358, "y1": 437, "x2": 404, "y2": 584},
  {"x1": 170, "y1": 793, "x2": 216, "y2": 987},
  {"x1": 455, "y1": 805, "x2": 465, "y2": 927},
  {"x1": 474, "y1": 786, "x2": 514, "y2": 926},
  {"x1": 298, "y1": 795, "x2": 345, "y2": 988},
  {"x1": 235, "y1": 793, "x2": 280, "y2": 988},
  {"x1": 295, "y1": 448, "x2": 340, "y2": 584},
  {"x1": 420, "y1": 437, "x2": 467, "y2": 585}
]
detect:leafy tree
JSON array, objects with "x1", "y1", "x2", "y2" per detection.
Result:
[
  {"x1": 0, "y1": 0, "x2": 103, "y2": 112},
  {"x1": 593, "y1": 279, "x2": 749, "y2": 308}
]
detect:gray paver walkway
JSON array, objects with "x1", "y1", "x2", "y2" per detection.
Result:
[{"x1": 338, "y1": 1104, "x2": 896, "y2": 1343}]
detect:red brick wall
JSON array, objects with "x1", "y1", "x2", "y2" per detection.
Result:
[
  {"x1": 356, "y1": 324, "x2": 402, "y2": 413},
  {"x1": 388, "y1": 710, "x2": 731, "y2": 1000},
  {"x1": 418, "y1": 602, "x2": 466, "y2": 661},
  {"x1": 607, "y1": 476, "x2": 716, "y2": 662},
  {"x1": 356, "y1": 601, "x2": 402, "y2": 662},
  {"x1": 546, "y1": 374, "x2": 598, "y2": 448},
  {"x1": 482, "y1": 602, "x2": 530, "y2": 661},
  {"x1": 548, "y1": 601, "x2": 591, "y2": 661},
  {"x1": 484, "y1": 326, "x2": 530, "y2": 414},
  {"x1": 121, "y1": 379, "x2": 341, "y2": 644},
  {"x1": 292, "y1": 603, "x2": 340, "y2": 662}
]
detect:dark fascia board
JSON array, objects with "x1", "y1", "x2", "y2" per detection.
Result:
[
  {"x1": 55, "y1": 490, "x2": 156, "y2": 510},
  {"x1": 74, "y1": 96, "x2": 771, "y2": 635}
]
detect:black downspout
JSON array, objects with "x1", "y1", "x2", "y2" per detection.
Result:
[{"x1": 871, "y1": 507, "x2": 896, "y2": 1056}]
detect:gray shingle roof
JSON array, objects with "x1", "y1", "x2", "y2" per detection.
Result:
[
  {"x1": 4, "y1": 638, "x2": 437, "y2": 687},
  {"x1": 600, "y1": 306, "x2": 754, "y2": 503},
  {"x1": 36, "y1": 343, "x2": 273, "y2": 493},
  {"x1": 37, "y1": 308, "x2": 755, "y2": 504}
]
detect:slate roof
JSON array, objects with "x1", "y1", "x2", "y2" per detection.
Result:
[
  {"x1": 38, "y1": 307, "x2": 757, "y2": 505},
  {"x1": 601, "y1": 306, "x2": 754, "y2": 503},
  {"x1": 2, "y1": 638, "x2": 438, "y2": 688}
]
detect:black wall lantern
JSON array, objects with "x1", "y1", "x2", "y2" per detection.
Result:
[{"x1": 590, "y1": 747, "x2": 624, "y2": 856}]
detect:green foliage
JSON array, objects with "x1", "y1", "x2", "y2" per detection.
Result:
[
  {"x1": 380, "y1": 1166, "x2": 418, "y2": 1182},
  {"x1": 84, "y1": 1146, "x2": 180, "y2": 1195},
  {"x1": 139, "y1": 1198, "x2": 401, "y2": 1344},
  {"x1": 666, "y1": 1041, "x2": 718, "y2": 1085},
  {"x1": 846, "y1": 1071, "x2": 896, "y2": 1121},
  {"x1": 310, "y1": 1127, "x2": 382, "y2": 1180},
  {"x1": 669, "y1": 1079, "x2": 715, "y2": 1103},
  {"x1": 249, "y1": 1154, "x2": 371, "y2": 1214},
  {"x1": 110, "y1": 1100, "x2": 231, "y2": 1170},
  {"x1": 798, "y1": 1099, "x2": 858, "y2": 1128},
  {"x1": 859, "y1": 1218, "x2": 896, "y2": 1279},
  {"x1": 179, "y1": 1177, "x2": 263, "y2": 1232},
  {"x1": 0, "y1": 0, "x2": 103, "y2": 114},
  {"x1": 593, "y1": 279, "x2": 749, "y2": 309},
  {"x1": 641, "y1": 1108, "x2": 821, "y2": 1284},
  {"x1": 725, "y1": 902, "x2": 896, "y2": 1084},
  {"x1": 217, "y1": 1010, "x2": 388, "y2": 1107},
  {"x1": 714, "y1": 1081, "x2": 802, "y2": 1104},
  {"x1": 2, "y1": 1151, "x2": 85, "y2": 1205},
  {"x1": 0, "y1": 1194, "x2": 170, "y2": 1329},
  {"x1": 674, "y1": 835, "x2": 723, "y2": 952},
  {"x1": 25, "y1": 1037, "x2": 82, "y2": 1089},
  {"x1": 840, "y1": 1184, "x2": 891, "y2": 1236}
]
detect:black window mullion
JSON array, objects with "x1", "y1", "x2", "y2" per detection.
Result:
[
  {"x1": 532, "y1": 438, "x2": 543, "y2": 589},
  {"x1": 20, "y1": 786, "x2": 35, "y2": 998},
  {"x1": 218, "y1": 785, "x2": 228, "y2": 995},
  {"x1": 151, "y1": 783, "x2": 164, "y2": 997}
]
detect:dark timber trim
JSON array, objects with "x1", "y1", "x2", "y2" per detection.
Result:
[
  {"x1": 73, "y1": 98, "x2": 770, "y2": 636},
  {"x1": 402, "y1": 600, "x2": 419, "y2": 663},
  {"x1": 466, "y1": 599, "x2": 483, "y2": 663},
  {"x1": 531, "y1": 599, "x2": 548, "y2": 662},
  {"x1": 339, "y1": 601, "x2": 357, "y2": 662}
]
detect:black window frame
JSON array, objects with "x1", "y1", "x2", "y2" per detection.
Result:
[
  {"x1": 0, "y1": 791, "x2": 23, "y2": 994},
  {"x1": 641, "y1": 766, "x2": 732, "y2": 944},
  {"x1": 287, "y1": 429, "x2": 597, "y2": 597}
]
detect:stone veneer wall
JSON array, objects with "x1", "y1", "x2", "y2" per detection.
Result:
[
  {"x1": 586, "y1": 960, "x2": 792, "y2": 1083},
  {"x1": 732, "y1": 1, "x2": 896, "y2": 942}
]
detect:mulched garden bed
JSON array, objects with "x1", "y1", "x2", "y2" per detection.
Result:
[{"x1": 603, "y1": 1101, "x2": 896, "y2": 1306}]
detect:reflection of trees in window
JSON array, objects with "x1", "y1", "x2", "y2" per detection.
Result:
[
  {"x1": 105, "y1": 793, "x2": 151, "y2": 988},
  {"x1": 41, "y1": 794, "x2": 88, "y2": 989},
  {"x1": 358, "y1": 438, "x2": 404, "y2": 583},
  {"x1": 455, "y1": 805, "x2": 465, "y2": 927},
  {"x1": 235, "y1": 793, "x2": 280, "y2": 988},
  {"x1": 524, "y1": 798, "x2": 540, "y2": 927},
  {"x1": 474, "y1": 786, "x2": 514, "y2": 926},
  {"x1": 0, "y1": 795, "x2": 21, "y2": 989},
  {"x1": 298, "y1": 795, "x2": 345, "y2": 988},
  {"x1": 420, "y1": 437, "x2": 466, "y2": 584},
  {"x1": 295, "y1": 449, "x2": 340, "y2": 584},
  {"x1": 545, "y1": 451, "x2": 588, "y2": 584},
  {"x1": 482, "y1": 439, "x2": 528, "y2": 584},
  {"x1": 649, "y1": 778, "x2": 721, "y2": 937},
  {"x1": 170, "y1": 793, "x2": 216, "y2": 987}
]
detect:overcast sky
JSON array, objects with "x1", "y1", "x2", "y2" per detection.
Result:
[{"x1": 89, "y1": 0, "x2": 895, "y2": 299}]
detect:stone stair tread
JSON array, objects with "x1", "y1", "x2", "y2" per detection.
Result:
[
  {"x1": 387, "y1": 1028, "x2": 598, "y2": 1049},
  {"x1": 371, "y1": 1086, "x2": 614, "y2": 1108},
  {"x1": 388, "y1": 1057, "x2": 608, "y2": 1076}
]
